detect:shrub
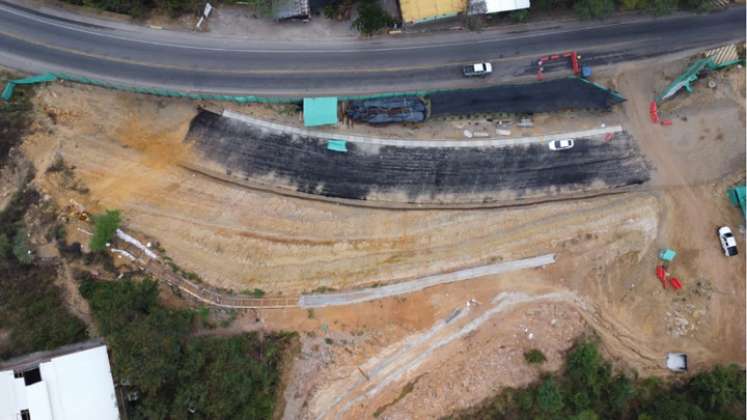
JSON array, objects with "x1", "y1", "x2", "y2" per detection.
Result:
[
  {"x1": 90, "y1": 209, "x2": 121, "y2": 252},
  {"x1": 524, "y1": 349, "x2": 547, "y2": 364},
  {"x1": 352, "y1": 0, "x2": 395, "y2": 35},
  {"x1": 0, "y1": 233, "x2": 9, "y2": 259},
  {"x1": 510, "y1": 9, "x2": 530, "y2": 22},
  {"x1": 647, "y1": 0, "x2": 677, "y2": 15},
  {"x1": 621, "y1": 0, "x2": 649, "y2": 10},
  {"x1": 574, "y1": 0, "x2": 615, "y2": 19},
  {"x1": 12, "y1": 228, "x2": 33, "y2": 265}
]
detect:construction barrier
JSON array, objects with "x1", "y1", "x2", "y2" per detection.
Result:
[
  {"x1": 1, "y1": 72, "x2": 446, "y2": 104},
  {"x1": 1, "y1": 72, "x2": 625, "y2": 109},
  {"x1": 649, "y1": 101, "x2": 659, "y2": 123},
  {"x1": 655, "y1": 56, "x2": 744, "y2": 103}
]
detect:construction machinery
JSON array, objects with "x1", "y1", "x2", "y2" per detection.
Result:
[{"x1": 536, "y1": 51, "x2": 590, "y2": 80}]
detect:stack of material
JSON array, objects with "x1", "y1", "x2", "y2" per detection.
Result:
[{"x1": 346, "y1": 97, "x2": 427, "y2": 124}]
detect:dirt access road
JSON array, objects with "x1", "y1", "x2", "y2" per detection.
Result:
[{"x1": 13, "y1": 53, "x2": 745, "y2": 418}]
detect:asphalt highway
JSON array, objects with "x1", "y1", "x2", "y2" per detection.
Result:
[{"x1": 0, "y1": 0, "x2": 744, "y2": 95}]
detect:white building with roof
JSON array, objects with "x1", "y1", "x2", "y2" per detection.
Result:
[
  {"x1": 0, "y1": 345, "x2": 119, "y2": 420},
  {"x1": 468, "y1": 0, "x2": 531, "y2": 14}
]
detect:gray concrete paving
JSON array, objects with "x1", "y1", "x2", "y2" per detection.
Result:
[{"x1": 298, "y1": 254, "x2": 556, "y2": 307}]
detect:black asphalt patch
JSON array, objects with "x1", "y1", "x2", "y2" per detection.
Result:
[
  {"x1": 429, "y1": 78, "x2": 624, "y2": 116},
  {"x1": 185, "y1": 111, "x2": 650, "y2": 204}
]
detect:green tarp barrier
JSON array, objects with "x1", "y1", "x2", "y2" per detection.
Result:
[
  {"x1": 728, "y1": 185, "x2": 746, "y2": 219},
  {"x1": 1, "y1": 73, "x2": 58, "y2": 101},
  {"x1": 656, "y1": 57, "x2": 744, "y2": 103},
  {"x1": 1, "y1": 72, "x2": 627, "y2": 112},
  {"x1": 1, "y1": 72, "x2": 444, "y2": 104}
]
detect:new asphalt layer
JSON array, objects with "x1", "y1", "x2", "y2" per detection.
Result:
[{"x1": 184, "y1": 111, "x2": 650, "y2": 205}]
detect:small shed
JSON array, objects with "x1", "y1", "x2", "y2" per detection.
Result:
[
  {"x1": 303, "y1": 97, "x2": 338, "y2": 127},
  {"x1": 666, "y1": 352, "x2": 688, "y2": 372}
]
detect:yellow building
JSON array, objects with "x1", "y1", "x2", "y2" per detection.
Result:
[{"x1": 399, "y1": 0, "x2": 467, "y2": 23}]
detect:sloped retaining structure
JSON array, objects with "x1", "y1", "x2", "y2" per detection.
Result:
[{"x1": 183, "y1": 110, "x2": 650, "y2": 206}]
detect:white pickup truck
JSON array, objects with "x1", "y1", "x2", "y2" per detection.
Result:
[{"x1": 462, "y1": 62, "x2": 492, "y2": 77}]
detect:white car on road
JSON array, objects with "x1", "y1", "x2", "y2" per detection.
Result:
[
  {"x1": 463, "y1": 62, "x2": 492, "y2": 77},
  {"x1": 548, "y1": 139, "x2": 574, "y2": 150},
  {"x1": 718, "y1": 226, "x2": 738, "y2": 256}
]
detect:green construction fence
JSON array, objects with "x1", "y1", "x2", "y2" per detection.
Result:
[{"x1": 2, "y1": 72, "x2": 625, "y2": 107}]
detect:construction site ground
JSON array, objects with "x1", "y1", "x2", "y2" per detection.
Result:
[{"x1": 8, "y1": 52, "x2": 745, "y2": 419}]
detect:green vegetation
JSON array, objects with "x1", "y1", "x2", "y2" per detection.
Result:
[
  {"x1": 0, "y1": 189, "x2": 88, "y2": 360},
  {"x1": 12, "y1": 228, "x2": 33, "y2": 265},
  {"x1": 89, "y1": 209, "x2": 121, "y2": 252},
  {"x1": 448, "y1": 339, "x2": 746, "y2": 420},
  {"x1": 528, "y1": 0, "x2": 711, "y2": 20},
  {"x1": 574, "y1": 0, "x2": 614, "y2": 19},
  {"x1": 509, "y1": 9, "x2": 530, "y2": 22},
  {"x1": 352, "y1": 0, "x2": 395, "y2": 35},
  {"x1": 524, "y1": 348, "x2": 547, "y2": 364},
  {"x1": 80, "y1": 276, "x2": 295, "y2": 418},
  {"x1": 0, "y1": 78, "x2": 86, "y2": 359},
  {"x1": 242, "y1": 288, "x2": 266, "y2": 298},
  {"x1": 60, "y1": 0, "x2": 199, "y2": 18}
]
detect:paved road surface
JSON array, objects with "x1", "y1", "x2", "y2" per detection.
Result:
[{"x1": 0, "y1": 0, "x2": 743, "y2": 95}]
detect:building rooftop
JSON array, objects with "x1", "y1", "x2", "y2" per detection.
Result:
[{"x1": 0, "y1": 344, "x2": 119, "y2": 420}]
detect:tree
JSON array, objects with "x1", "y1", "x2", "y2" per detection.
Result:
[
  {"x1": 569, "y1": 409, "x2": 599, "y2": 420},
  {"x1": 687, "y1": 364, "x2": 746, "y2": 412},
  {"x1": 574, "y1": 0, "x2": 614, "y2": 19},
  {"x1": 352, "y1": 0, "x2": 395, "y2": 35},
  {"x1": 80, "y1": 276, "x2": 294, "y2": 419},
  {"x1": 0, "y1": 233, "x2": 9, "y2": 259},
  {"x1": 89, "y1": 209, "x2": 121, "y2": 252},
  {"x1": 537, "y1": 377, "x2": 564, "y2": 414}
]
